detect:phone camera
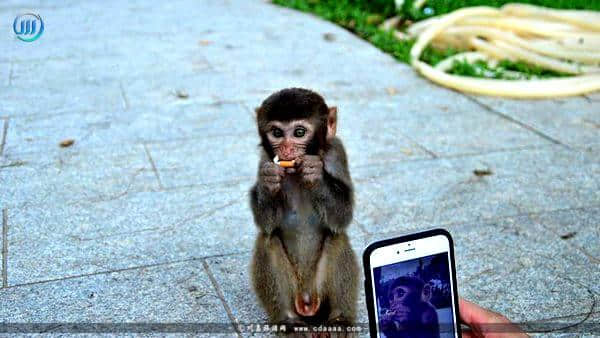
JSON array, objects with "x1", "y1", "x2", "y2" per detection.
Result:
[{"x1": 396, "y1": 251, "x2": 399, "y2": 254}]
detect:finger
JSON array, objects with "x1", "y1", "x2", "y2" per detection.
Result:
[
  {"x1": 263, "y1": 165, "x2": 285, "y2": 176},
  {"x1": 460, "y1": 298, "x2": 518, "y2": 337},
  {"x1": 461, "y1": 329, "x2": 476, "y2": 338}
]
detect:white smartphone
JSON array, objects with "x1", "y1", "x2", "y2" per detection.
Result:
[{"x1": 363, "y1": 229, "x2": 461, "y2": 338}]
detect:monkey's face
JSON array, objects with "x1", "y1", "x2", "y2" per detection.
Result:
[
  {"x1": 390, "y1": 285, "x2": 421, "y2": 307},
  {"x1": 265, "y1": 119, "x2": 315, "y2": 161}
]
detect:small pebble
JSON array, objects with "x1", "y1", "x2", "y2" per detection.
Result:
[
  {"x1": 59, "y1": 139, "x2": 75, "y2": 147},
  {"x1": 323, "y1": 33, "x2": 335, "y2": 41},
  {"x1": 560, "y1": 232, "x2": 576, "y2": 240},
  {"x1": 473, "y1": 169, "x2": 493, "y2": 176},
  {"x1": 176, "y1": 90, "x2": 189, "y2": 99}
]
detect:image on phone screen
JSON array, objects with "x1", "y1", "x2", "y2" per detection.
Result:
[{"x1": 366, "y1": 231, "x2": 459, "y2": 338}]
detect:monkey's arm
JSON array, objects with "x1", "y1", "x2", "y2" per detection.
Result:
[
  {"x1": 250, "y1": 185, "x2": 284, "y2": 235},
  {"x1": 250, "y1": 153, "x2": 285, "y2": 235},
  {"x1": 313, "y1": 138, "x2": 354, "y2": 233}
]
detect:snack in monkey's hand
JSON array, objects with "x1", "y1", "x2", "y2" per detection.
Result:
[{"x1": 273, "y1": 155, "x2": 295, "y2": 168}]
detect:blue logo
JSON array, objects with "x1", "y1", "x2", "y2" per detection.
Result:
[{"x1": 13, "y1": 13, "x2": 44, "y2": 42}]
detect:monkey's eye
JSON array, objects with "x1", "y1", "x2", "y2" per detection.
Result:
[
  {"x1": 272, "y1": 128, "x2": 283, "y2": 138},
  {"x1": 293, "y1": 128, "x2": 306, "y2": 137}
]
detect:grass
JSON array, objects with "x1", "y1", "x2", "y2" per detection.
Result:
[
  {"x1": 401, "y1": 0, "x2": 600, "y2": 21},
  {"x1": 272, "y1": 0, "x2": 597, "y2": 79}
]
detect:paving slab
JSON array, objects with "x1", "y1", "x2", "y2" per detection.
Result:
[
  {"x1": 470, "y1": 95, "x2": 600, "y2": 147},
  {"x1": 0, "y1": 144, "x2": 158, "y2": 209},
  {"x1": 353, "y1": 145, "x2": 599, "y2": 235},
  {"x1": 6, "y1": 184, "x2": 252, "y2": 286},
  {"x1": 147, "y1": 135, "x2": 260, "y2": 190},
  {"x1": 0, "y1": 260, "x2": 234, "y2": 335},
  {"x1": 335, "y1": 94, "x2": 552, "y2": 159},
  {"x1": 0, "y1": 83, "x2": 124, "y2": 119}
]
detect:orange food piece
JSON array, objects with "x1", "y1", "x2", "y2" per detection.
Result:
[{"x1": 278, "y1": 160, "x2": 295, "y2": 168}]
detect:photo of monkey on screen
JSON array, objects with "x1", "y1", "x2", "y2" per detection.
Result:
[{"x1": 373, "y1": 253, "x2": 455, "y2": 338}]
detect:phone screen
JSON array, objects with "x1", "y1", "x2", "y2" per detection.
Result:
[{"x1": 368, "y1": 234, "x2": 459, "y2": 338}]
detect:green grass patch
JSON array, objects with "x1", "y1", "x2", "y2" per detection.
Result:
[
  {"x1": 447, "y1": 59, "x2": 568, "y2": 79},
  {"x1": 401, "y1": 0, "x2": 600, "y2": 21},
  {"x1": 271, "y1": 0, "x2": 454, "y2": 65},
  {"x1": 272, "y1": 0, "x2": 597, "y2": 79}
]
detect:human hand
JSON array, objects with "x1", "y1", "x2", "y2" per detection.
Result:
[{"x1": 460, "y1": 298, "x2": 529, "y2": 338}]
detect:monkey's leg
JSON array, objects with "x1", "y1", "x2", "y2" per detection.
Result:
[
  {"x1": 319, "y1": 233, "x2": 359, "y2": 325},
  {"x1": 251, "y1": 232, "x2": 303, "y2": 325}
]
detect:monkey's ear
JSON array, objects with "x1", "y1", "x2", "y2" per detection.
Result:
[{"x1": 327, "y1": 106, "x2": 337, "y2": 140}]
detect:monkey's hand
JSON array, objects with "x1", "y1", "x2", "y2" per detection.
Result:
[
  {"x1": 297, "y1": 155, "x2": 323, "y2": 189},
  {"x1": 259, "y1": 161, "x2": 284, "y2": 195},
  {"x1": 390, "y1": 304, "x2": 411, "y2": 323}
]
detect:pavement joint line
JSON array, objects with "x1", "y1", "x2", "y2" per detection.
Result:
[
  {"x1": 2, "y1": 100, "x2": 250, "y2": 123},
  {"x1": 118, "y1": 81, "x2": 130, "y2": 110},
  {"x1": 2, "y1": 130, "x2": 255, "y2": 159},
  {"x1": 5, "y1": 251, "x2": 249, "y2": 290},
  {"x1": 4, "y1": 176, "x2": 252, "y2": 210},
  {"x1": 201, "y1": 259, "x2": 243, "y2": 338},
  {"x1": 464, "y1": 95, "x2": 568, "y2": 148},
  {"x1": 0, "y1": 118, "x2": 7, "y2": 156},
  {"x1": 7, "y1": 61, "x2": 13, "y2": 86},
  {"x1": 353, "y1": 217, "x2": 371, "y2": 236},
  {"x1": 395, "y1": 131, "x2": 439, "y2": 159},
  {"x1": 143, "y1": 144, "x2": 164, "y2": 189},
  {"x1": 0, "y1": 108, "x2": 100, "y2": 121},
  {"x1": 2, "y1": 208, "x2": 7, "y2": 288}
]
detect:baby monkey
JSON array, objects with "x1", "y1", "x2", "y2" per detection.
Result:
[{"x1": 250, "y1": 88, "x2": 358, "y2": 332}]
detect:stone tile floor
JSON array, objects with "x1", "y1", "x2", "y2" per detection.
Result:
[{"x1": 0, "y1": 0, "x2": 598, "y2": 336}]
